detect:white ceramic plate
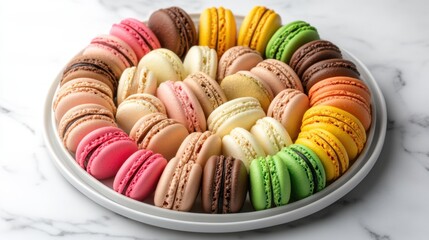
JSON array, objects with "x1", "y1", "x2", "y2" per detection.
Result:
[{"x1": 42, "y1": 15, "x2": 387, "y2": 233}]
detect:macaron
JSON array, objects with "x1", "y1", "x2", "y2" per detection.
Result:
[
  {"x1": 53, "y1": 78, "x2": 116, "y2": 123},
  {"x1": 76, "y1": 126, "x2": 138, "y2": 180},
  {"x1": 175, "y1": 131, "x2": 222, "y2": 168},
  {"x1": 308, "y1": 76, "x2": 372, "y2": 130},
  {"x1": 83, "y1": 34, "x2": 138, "y2": 75},
  {"x1": 183, "y1": 72, "x2": 227, "y2": 117},
  {"x1": 266, "y1": 20, "x2": 320, "y2": 64},
  {"x1": 275, "y1": 144, "x2": 326, "y2": 201},
  {"x1": 199, "y1": 7, "x2": 236, "y2": 57},
  {"x1": 238, "y1": 6, "x2": 281, "y2": 55},
  {"x1": 249, "y1": 155, "x2": 291, "y2": 211},
  {"x1": 116, "y1": 66, "x2": 157, "y2": 105},
  {"x1": 138, "y1": 48, "x2": 185, "y2": 85},
  {"x1": 183, "y1": 46, "x2": 218, "y2": 79},
  {"x1": 300, "y1": 105, "x2": 367, "y2": 161},
  {"x1": 113, "y1": 149, "x2": 167, "y2": 201},
  {"x1": 115, "y1": 93, "x2": 166, "y2": 134},
  {"x1": 289, "y1": 40, "x2": 342, "y2": 78},
  {"x1": 201, "y1": 155, "x2": 248, "y2": 213},
  {"x1": 157, "y1": 80, "x2": 206, "y2": 132},
  {"x1": 148, "y1": 7, "x2": 197, "y2": 59},
  {"x1": 60, "y1": 53, "x2": 118, "y2": 92},
  {"x1": 301, "y1": 58, "x2": 360, "y2": 92},
  {"x1": 250, "y1": 117, "x2": 293, "y2": 155},
  {"x1": 154, "y1": 132, "x2": 218, "y2": 211},
  {"x1": 57, "y1": 104, "x2": 117, "y2": 153},
  {"x1": 110, "y1": 18, "x2": 161, "y2": 60},
  {"x1": 129, "y1": 113, "x2": 189, "y2": 160},
  {"x1": 220, "y1": 71, "x2": 273, "y2": 112},
  {"x1": 267, "y1": 88, "x2": 310, "y2": 140},
  {"x1": 295, "y1": 128, "x2": 349, "y2": 182},
  {"x1": 250, "y1": 59, "x2": 304, "y2": 95},
  {"x1": 222, "y1": 127, "x2": 266, "y2": 171},
  {"x1": 207, "y1": 97, "x2": 265, "y2": 137},
  {"x1": 217, "y1": 46, "x2": 263, "y2": 82}
]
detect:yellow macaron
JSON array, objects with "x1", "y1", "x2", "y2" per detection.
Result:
[
  {"x1": 301, "y1": 105, "x2": 366, "y2": 161},
  {"x1": 199, "y1": 7, "x2": 236, "y2": 57},
  {"x1": 296, "y1": 128, "x2": 349, "y2": 182},
  {"x1": 238, "y1": 6, "x2": 281, "y2": 55}
]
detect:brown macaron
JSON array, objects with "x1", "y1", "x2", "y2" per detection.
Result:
[
  {"x1": 201, "y1": 155, "x2": 248, "y2": 214},
  {"x1": 289, "y1": 40, "x2": 342, "y2": 78},
  {"x1": 301, "y1": 58, "x2": 360, "y2": 92},
  {"x1": 60, "y1": 53, "x2": 119, "y2": 92},
  {"x1": 148, "y1": 7, "x2": 197, "y2": 59}
]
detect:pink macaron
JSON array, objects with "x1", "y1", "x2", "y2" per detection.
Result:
[
  {"x1": 113, "y1": 149, "x2": 167, "y2": 201},
  {"x1": 76, "y1": 126, "x2": 138, "y2": 180},
  {"x1": 110, "y1": 18, "x2": 161, "y2": 60},
  {"x1": 157, "y1": 80, "x2": 206, "y2": 132}
]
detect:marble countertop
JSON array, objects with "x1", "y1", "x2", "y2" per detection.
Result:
[{"x1": 1, "y1": 0, "x2": 428, "y2": 239}]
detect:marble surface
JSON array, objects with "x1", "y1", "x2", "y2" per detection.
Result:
[{"x1": 1, "y1": 0, "x2": 428, "y2": 238}]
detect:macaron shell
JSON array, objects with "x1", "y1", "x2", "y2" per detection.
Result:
[
  {"x1": 89, "y1": 34, "x2": 138, "y2": 68},
  {"x1": 250, "y1": 59, "x2": 303, "y2": 95},
  {"x1": 309, "y1": 77, "x2": 371, "y2": 104},
  {"x1": 267, "y1": 89, "x2": 310, "y2": 140},
  {"x1": 116, "y1": 93, "x2": 166, "y2": 134},
  {"x1": 251, "y1": 10, "x2": 281, "y2": 55},
  {"x1": 289, "y1": 40, "x2": 342, "y2": 77},
  {"x1": 157, "y1": 81, "x2": 206, "y2": 132},
  {"x1": 138, "y1": 48, "x2": 185, "y2": 84},
  {"x1": 217, "y1": 46, "x2": 263, "y2": 82},
  {"x1": 274, "y1": 151, "x2": 312, "y2": 200},
  {"x1": 116, "y1": 66, "x2": 158, "y2": 105},
  {"x1": 76, "y1": 126, "x2": 138, "y2": 180},
  {"x1": 114, "y1": 150, "x2": 167, "y2": 200},
  {"x1": 54, "y1": 84, "x2": 116, "y2": 123},
  {"x1": 59, "y1": 104, "x2": 117, "y2": 152},
  {"x1": 222, "y1": 127, "x2": 266, "y2": 171},
  {"x1": 129, "y1": 113, "x2": 189, "y2": 160},
  {"x1": 250, "y1": 117, "x2": 292, "y2": 155},
  {"x1": 238, "y1": 6, "x2": 267, "y2": 46},
  {"x1": 217, "y1": 7, "x2": 237, "y2": 57},
  {"x1": 154, "y1": 157, "x2": 202, "y2": 211},
  {"x1": 296, "y1": 128, "x2": 349, "y2": 182},
  {"x1": 110, "y1": 18, "x2": 160, "y2": 60},
  {"x1": 198, "y1": 7, "x2": 218, "y2": 49},
  {"x1": 183, "y1": 72, "x2": 227, "y2": 117},
  {"x1": 148, "y1": 7, "x2": 196, "y2": 59},
  {"x1": 249, "y1": 157, "x2": 272, "y2": 210},
  {"x1": 60, "y1": 54, "x2": 117, "y2": 92},
  {"x1": 290, "y1": 144, "x2": 326, "y2": 192},
  {"x1": 183, "y1": 46, "x2": 218, "y2": 79},
  {"x1": 203, "y1": 155, "x2": 248, "y2": 213},
  {"x1": 207, "y1": 97, "x2": 265, "y2": 137},
  {"x1": 220, "y1": 71, "x2": 273, "y2": 112},
  {"x1": 302, "y1": 58, "x2": 360, "y2": 91}
]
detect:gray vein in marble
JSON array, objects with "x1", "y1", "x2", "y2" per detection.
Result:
[
  {"x1": 363, "y1": 225, "x2": 391, "y2": 240},
  {"x1": 0, "y1": 210, "x2": 150, "y2": 240},
  {"x1": 0, "y1": 101, "x2": 35, "y2": 134},
  {"x1": 392, "y1": 68, "x2": 406, "y2": 92},
  {"x1": 33, "y1": 151, "x2": 47, "y2": 184}
]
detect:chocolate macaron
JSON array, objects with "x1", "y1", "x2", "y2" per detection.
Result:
[
  {"x1": 289, "y1": 40, "x2": 343, "y2": 78},
  {"x1": 202, "y1": 155, "x2": 248, "y2": 214},
  {"x1": 148, "y1": 7, "x2": 197, "y2": 59},
  {"x1": 301, "y1": 58, "x2": 360, "y2": 92}
]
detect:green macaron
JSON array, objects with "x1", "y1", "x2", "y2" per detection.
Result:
[
  {"x1": 275, "y1": 144, "x2": 326, "y2": 201},
  {"x1": 249, "y1": 155, "x2": 291, "y2": 211},
  {"x1": 265, "y1": 21, "x2": 319, "y2": 64}
]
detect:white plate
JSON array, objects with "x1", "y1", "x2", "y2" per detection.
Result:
[{"x1": 42, "y1": 15, "x2": 387, "y2": 233}]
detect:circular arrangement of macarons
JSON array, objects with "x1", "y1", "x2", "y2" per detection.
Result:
[{"x1": 53, "y1": 6, "x2": 373, "y2": 213}]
